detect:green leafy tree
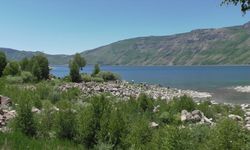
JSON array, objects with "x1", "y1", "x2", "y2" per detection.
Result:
[
  {"x1": 31, "y1": 55, "x2": 49, "y2": 80},
  {"x1": 92, "y1": 64, "x2": 100, "y2": 76},
  {"x1": 32, "y1": 60, "x2": 42, "y2": 81},
  {"x1": 221, "y1": 0, "x2": 250, "y2": 13},
  {"x1": 3, "y1": 61, "x2": 21, "y2": 76},
  {"x1": 0, "y1": 52, "x2": 7, "y2": 77},
  {"x1": 20, "y1": 57, "x2": 30, "y2": 71},
  {"x1": 73, "y1": 53, "x2": 86, "y2": 70},
  {"x1": 69, "y1": 60, "x2": 81, "y2": 82}
]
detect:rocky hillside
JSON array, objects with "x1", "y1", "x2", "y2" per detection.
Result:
[
  {"x1": 2, "y1": 21, "x2": 250, "y2": 65},
  {"x1": 82, "y1": 21, "x2": 250, "y2": 65}
]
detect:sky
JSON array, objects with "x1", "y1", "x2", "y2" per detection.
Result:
[{"x1": 0, "y1": 0, "x2": 249, "y2": 55}]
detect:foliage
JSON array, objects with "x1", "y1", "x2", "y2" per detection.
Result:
[
  {"x1": 69, "y1": 60, "x2": 82, "y2": 83},
  {"x1": 221, "y1": 0, "x2": 250, "y2": 13},
  {"x1": 21, "y1": 71, "x2": 34, "y2": 83},
  {"x1": 5, "y1": 75, "x2": 23, "y2": 84},
  {"x1": 0, "y1": 51, "x2": 7, "y2": 77},
  {"x1": 96, "y1": 71, "x2": 120, "y2": 81},
  {"x1": 73, "y1": 53, "x2": 86, "y2": 70},
  {"x1": 31, "y1": 55, "x2": 49, "y2": 80},
  {"x1": 82, "y1": 74, "x2": 92, "y2": 82},
  {"x1": 3, "y1": 61, "x2": 21, "y2": 76},
  {"x1": 15, "y1": 93, "x2": 37, "y2": 137},
  {"x1": 92, "y1": 64, "x2": 100, "y2": 76}
]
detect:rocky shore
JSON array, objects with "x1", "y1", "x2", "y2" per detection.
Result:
[{"x1": 58, "y1": 81, "x2": 212, "y2": 100}]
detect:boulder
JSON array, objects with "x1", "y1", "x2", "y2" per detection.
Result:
[
  {"x1": 0, "y1": 95, "x2": 12, "y2": 107},
  {"x1": 149, "y1": 122, "x2": 159, "y2": 128},
  {"x1": 181, "y1": 110, "x2": 192, "y2": 122},
  {"x1": 228, "y1": 114, "x2": 243, "y2": 121},
  {"x1": 32, "y1": 107, "x2": 41, "y2": 114},
  {"x1": 245, "y1": 112, "x2": 250, "y2": 116}
]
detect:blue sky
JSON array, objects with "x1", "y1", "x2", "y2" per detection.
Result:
[{"x1": 0, "y1": 0, "x2": 249, "y2": 54}]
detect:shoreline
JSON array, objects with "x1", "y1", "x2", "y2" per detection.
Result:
[{"x1": 58, "y1": 80, "x2": 212, "y2": 101}]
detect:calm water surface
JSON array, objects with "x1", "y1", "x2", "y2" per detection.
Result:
[{"x1": 51, "y1": 65, "x2": 250, "y2": 104}]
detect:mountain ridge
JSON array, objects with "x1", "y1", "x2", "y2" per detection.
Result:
[{"x1": 2, "y1": 21, "x2": 250, "y2": 65}]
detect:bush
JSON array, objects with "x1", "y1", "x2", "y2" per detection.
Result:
[
  {"x1": 3, "y1": 61, "x2": 21, "y2": 76},
  {"x1": 0, "y1": 52, "x2": 7, "y2": 77},
  {"x1": 91, "y1": 77, "x2": 104, "y2": 83},
  {"x1": 56, "y1": 101, "x2": 77, "y2": 140},
  {"x1": 21, "y1": 71, "x2": 34, "y2": 83},
  {"x1": 96, "y1": 71, "x2": 120, "y2": 81},
  {"x1": 6, "y1": 75, "x2": 23, "y2": 84},
  {"x1": 69, "y1": 60, "x2": 82, "y2": 83},
  {"x1": 82, "y1": 74, "x2": 92, "y2": 82},
  {"x1": 15, "y1": 94, "x2": 37, "y2": 137}
]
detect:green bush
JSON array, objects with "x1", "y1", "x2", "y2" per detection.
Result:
[
  {"x1": 15, "y1": 94, "x2": 37, "y2": 137},
  {"x1": 3, "y1": 61, "x2": 21, "y2": 76},
  {"x1": 6, "y1": 75, "x2": 23, "y2": 84},
  {"x1": 91, "y1": 77, "x2": 104, "y2": 83},
  {"x1": 21, "y1": 71, "x2": 34, "y2": 83},
  {"x1": 82, "y1": 74, "x2": 92, "y2": 82},
  {"x1": 96, "y1": 71, "x2": 120, "y2": 81}
]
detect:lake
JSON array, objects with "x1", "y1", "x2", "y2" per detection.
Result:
[{"x1": 51, "y1": 65, "x2": 250, "y2": 104}]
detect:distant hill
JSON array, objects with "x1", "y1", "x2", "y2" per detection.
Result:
[
  {"x1": 2, "y1": 21, "x2": 250, "y2": 65},
  {"x1": 81, "y1": 21, "x2": 250, "y2": 65},
  {"x1": 0, "y1": 48, "x2": 71, "y2": 65}
]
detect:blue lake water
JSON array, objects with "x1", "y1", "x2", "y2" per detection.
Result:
[{"x1": 51, "y1": 65, "x2": 250, "y2": 104}]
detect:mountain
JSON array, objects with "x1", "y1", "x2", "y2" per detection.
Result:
[
  {"x1": 2, "y1": 21, "x2": 250, "y2": 65},
  {"x1": 0, "y1": 48, "x2": 71, "y2": 65},
  {"x1": 81, "y1": 21, "x2": 250, "y2": 65}
]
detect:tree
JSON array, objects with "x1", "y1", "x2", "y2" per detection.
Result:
[
  {"x1": 73, "y1": 53, "x2": 86, "y2": 70},
  {"x1": 69, "y1": 60, "x2": 81, "y2": 82},
  {"x1": 32, "y1": 60, "x2": 42, "y2": 81},
  {"x1": 92, "y1": 64, "x2": 100, "y2": 76},
  {"x1": 31, "y1": 55, "x2": 49, "y2": 80},
  {"x1": 221, "y1": 0, "x2": 250, "y2": 13},
  {"x1": 0, "y1": 52, "x2": 7, "y2": 77},
  {"x1": 3, "y1": 61, "x2": 21, "y2": 76},
  {"x1": 20, "y1": 57, "x2": 30, "y2": 71}
]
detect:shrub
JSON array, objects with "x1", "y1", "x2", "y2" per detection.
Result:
[
  {"x1": 82, "y1": 74, "x2": 92, "y2": 82},
  {"x1": 92, "y1": 64, "x2": 100, "y2": 76},
  {"x1": 15, "y1": 94, "x2": 37, "y2": 137},
  {"x1": 69, "y1": 60, "x2": 82, "y2": 83},
  {"x1": 0, "y1": 52, "x2": 7, "y2": 77},
  {"x1": 97, "y1": 71, "x2": 120, "y2": 81},
  {"x1": 56, "y1": 101, "x2": 77, "y2": 140},
  {"x1": 5, "y1": 75, "x2": 23, "y2": 84},
  {"x1": 21, "y1": 71, "x2": 34, "y2": 83},
  {"x1": 137, "y1": 93, "x2": 154, "y2": 112},
  {"x1": 3, "y1": 61, "x2": 21, "y2": 76},
  {"x1": 91, "y1": 77, "x2": 104, "y2": 83}
]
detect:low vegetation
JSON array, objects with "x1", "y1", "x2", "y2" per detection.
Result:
[{"x1": 0, "y1": 52, "x2": 249, "y2": 149}]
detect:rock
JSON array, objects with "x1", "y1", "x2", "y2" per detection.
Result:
[
  {"x1": 0, "y1": 95, "x2": 12, "y2": 107},
  {"x1": 32, "y1": 107, "x2": 41, "y2": 114},
  {"x1": 245, "y1": 117, "x2": 250, "y2": 122},
  {"x1": 192, "y1": 114, "x2": 202, "y2": 122},
  {"x1": 245, "y1": 112, "x2": 250, "y2": 116},
  {"x1": 181, "y1": 110, "x2": 192, "y2": 122},
  {"x1": 149, "y1": 122, "x2": 159, "y2": 128},
  {"x1": 228, "y1": 114, "x2": 243, "y2": 121},
  {"x1": 153, "y1": 105, "x2": 160, "y2": 113}
]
